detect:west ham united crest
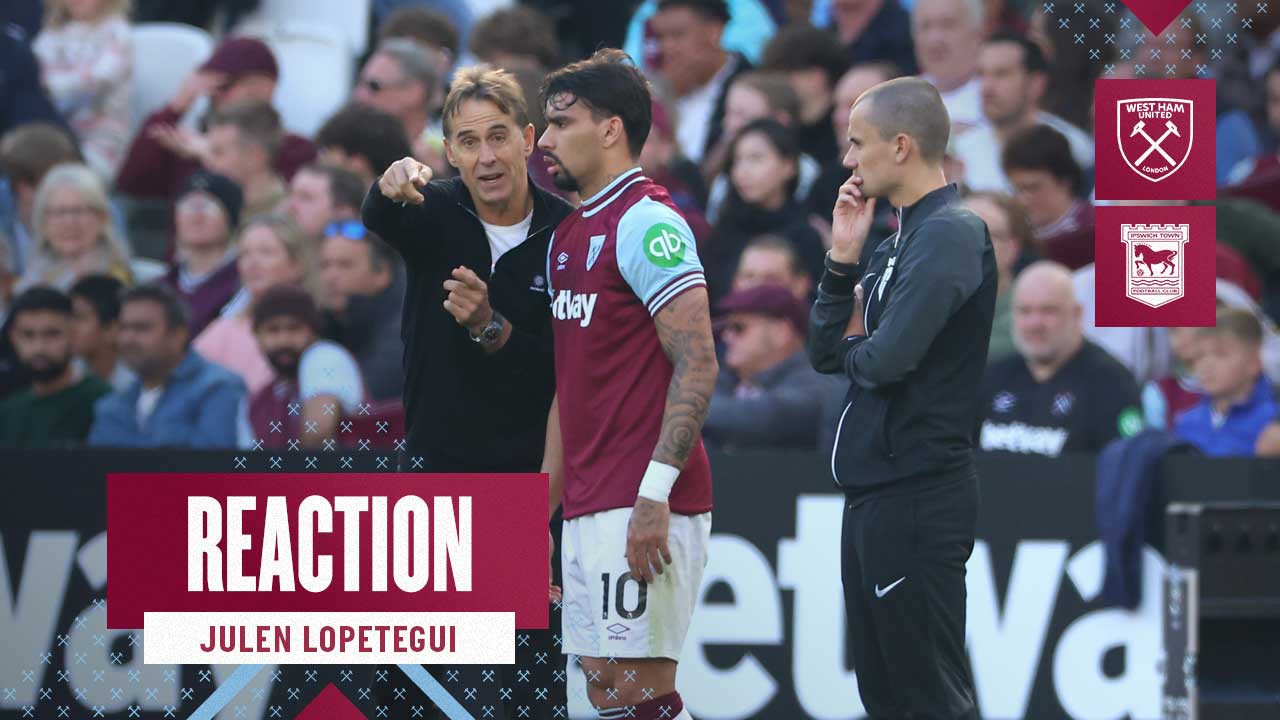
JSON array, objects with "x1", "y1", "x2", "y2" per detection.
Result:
[
  {"x1": 1121, "y1": 223, "x2": 1188, "y2": 308},
  {"x1": 1094, "y1": 80, "x2": 1214, "y2": 200},
  {"x1": 1116, "y1": 98, "x2": 1193, "y2": 183}
]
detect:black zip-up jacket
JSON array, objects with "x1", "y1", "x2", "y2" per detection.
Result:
[
  {"x1": 808, "y1": 184, "x2": 997, "y2": 494},
  {"x1": 361, "y1": 175, "x2": 574, "y2": 472}
]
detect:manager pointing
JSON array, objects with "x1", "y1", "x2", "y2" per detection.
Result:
[{"x1": 808, "y1": 76, "x2": 996, "y2": 719}]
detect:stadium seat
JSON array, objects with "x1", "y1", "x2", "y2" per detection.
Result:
[
  {"x1": 234, "y1": 0, "x2": 370, "y2": 57},
  {"x1": 128, "y1": 23, "x2": 215, "y2": 139},
  {"x1": 234, "y1": 19, "x2": 353, "y2": 138}
]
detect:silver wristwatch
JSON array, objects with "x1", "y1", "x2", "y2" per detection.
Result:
[{"x1": 470, "y1": 311, "x2": 505, "y2": 346}]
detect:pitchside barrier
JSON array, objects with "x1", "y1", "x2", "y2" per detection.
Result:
[{"x1": 1, "y1": 450, "x2": 1277, "y2": 720}]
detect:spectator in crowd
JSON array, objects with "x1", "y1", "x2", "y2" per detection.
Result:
[
  {"x1": 1142, "y1": 326, "x2": 1207, "y2": 430},
  {"x1": 760, "y1": 23, "x2": 847, "y2": 162},
  {"x1": 245, "y1": 284, "x2": 365, "y2": 449},
  {"x1": 0, "y1": 123, "x2": 80, "y2": 276},
  {"x1": 1002, "y1": 124, "x2": 1092, "y2": 269},
  {"x1": 378, "y1": 6, "x2": 460, "y2": 120},
  {"x1": 1226, "y1": 62, "x2": 1280, "y2": 185},
  {"x1": 707, "y1": 118, "x2": 826, "y2": 302},
  {"x1": 913, "y1": 0, "x2": 986, "y2": 133},
  {"x1": 204, "y1": 101, "x2": 287, "y2": 220},
  {"x1": 954, "y1": 32, "x2": 1092, "y2": 192},
  {"x1": 162, "y1": 171, "x2": 242, "y2": 336},
  {"x1": 625, "y1": 0, "x2": 776, "y2": 74},
  {"x1": 0, "y1": 24, "x2": 72, "y2": 137},
  {"x1": 964, "y1": 191, "x2": 1037, "y2": 364},
  {"x1": 286, "y1": 163, "x2": 366, "y2": 242},
  {"x1": 649, "y1": 0, "x2": 752, "y2": 164},
  {"x1": 806, "y1": 60, "x2": 901, "y2": 222},
  {"x1": 195, "y1": 214, "x2": 312, "y2": 396},
  {"x1": 318, "y1": 222, "x2": 404, "y2": 403},
  {"x1": 69, "y1": 274, "x2": 133, "y2": 390},
  {"x1": 1025, "y1": 0, "x2": 1111, "y2": 132},
  {"x1": 640, "y1": 98, "x2": 712, "y2": 243},
  {"x1": 31, "y1": 0, "x2": 132, "y2": 181},
  {"x1": 707, "y1": 72, "x2": 798, "y2": 169},
  {"x1": 314, "y1": 103, "x2": 414, "y2": 187},
  {"x1": 730, "y1": 235, "x2": 813, "y2": 300},
  {"x1": 1176, "y1": 308, "x2": 1280, "y2": 456},
  {"x1": 704, "y1": 284, "x2": 840, "y2": 450},
  {"x1": 89, "y1": 283, "x2": 245, "y2": 448},
  {"x1": 468, "y1": 5, "x2": 561, "y2": 71},
  {"x1": 115, "y1": 37, "x2": 317, "y2": 200},
  {"x1": 354, "y1": 38, "x2": 441, "y2": 151},
  {"x1": 977, "y1": 261, "x2": 1143, "y2": 457},
  {"x1": 372, "y1": 0, "x2": 474, "y2": 56},
  {"x1": 703, "y1": 72, "x2": 823, "y2": 221},
  {"x1": 0, "y1": 286, "x2": 111, "y2": 447},
  {"x1": 19, "y1": 163, "x2": 131, "y2": 293},
  {"x1": 826, "y1": 0, "x2": 917, "y2": 75}
]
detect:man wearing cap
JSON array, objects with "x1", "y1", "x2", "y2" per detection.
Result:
[
  {"x1": 704, "y1": 284, "x2": 842, "y2": 450},
  {"x1": 115, "y1": 37, "x2": 317, "y2": 200},
  {"x1": 245, "y1": 284, "x2": 366, "y2": 449},
  {"x1": 162, "y1": 170, "x2": 243, "y2": 337}
]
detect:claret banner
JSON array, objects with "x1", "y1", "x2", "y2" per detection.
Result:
[{"x1": 106, "y1": 473, "x2": 548, "y2": 665}]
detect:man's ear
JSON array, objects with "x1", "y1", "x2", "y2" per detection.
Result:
[
  {"x1": 601, "y1": 116, "x2": 624, "y2": 151},
  {"x1": 523, "y1": 123, "x2": 536, "y2": 158},
  {"x1": 443, "y1": 137, "x2": 459, "y2": 169}
]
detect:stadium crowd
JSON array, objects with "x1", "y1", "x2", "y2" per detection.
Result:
[{"x1": 1, "y1": 0, "x2": 1279, "y2": 459}]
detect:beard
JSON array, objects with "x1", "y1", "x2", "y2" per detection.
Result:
[
  {"x1": 21, "y1": 356, "x2": 70, "y2": 383},
  {"x1": 266, "y1": 350, "x2": 301, "y2": 378},
  {"x1": 545, "y1": 154, "x2": 581, "y2": 192}
]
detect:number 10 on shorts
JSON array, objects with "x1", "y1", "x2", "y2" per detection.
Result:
[{"x1": 602, "y1": 572, "x2": 648, "y2": 621}]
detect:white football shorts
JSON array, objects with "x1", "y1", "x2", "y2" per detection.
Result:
[{"x1": 561, "y1": 506, "x2": 711, "y2": 661}]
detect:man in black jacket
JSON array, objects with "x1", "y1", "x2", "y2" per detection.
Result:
[
  {"x1": 808, "y1": 77, "x2": 996, "y2": 719},
  {"x1": 361, "y1": 65, "x2": 573, "y2": 719}
]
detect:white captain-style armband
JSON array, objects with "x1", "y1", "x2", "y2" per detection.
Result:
[{"x1": 637, "y1": 460, "x2": 680, "y2": 503}]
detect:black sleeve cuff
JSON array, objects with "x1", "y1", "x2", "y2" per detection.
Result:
[{"x1": 819, "y1": 268, "x2": 859, "y2": 296}]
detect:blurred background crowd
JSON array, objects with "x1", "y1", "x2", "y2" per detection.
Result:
[{"x1": 0, "y1": 0, "x2": 1278, "y2": 460}]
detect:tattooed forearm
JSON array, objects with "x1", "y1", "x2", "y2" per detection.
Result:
[{"x1": 653, "y1": 288, "x2": 719, "y2": 468}]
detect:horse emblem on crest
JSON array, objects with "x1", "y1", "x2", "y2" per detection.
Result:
[{"x1": 1121, "y1": 224, "x2": 1188, "y2": 308}]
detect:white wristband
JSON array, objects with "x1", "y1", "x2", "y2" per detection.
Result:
[{"x1": 637, "y1": 461, "x2": 680, "y2": 503}]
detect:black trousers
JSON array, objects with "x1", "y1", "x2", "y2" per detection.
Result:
[{"x1": 841, "y1": 472, "x2": 981, "y2": 720}]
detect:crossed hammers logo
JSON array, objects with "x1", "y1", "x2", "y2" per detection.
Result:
[{"x1": 1129, "y1": 119, "x2": 1180, "y2": 167}]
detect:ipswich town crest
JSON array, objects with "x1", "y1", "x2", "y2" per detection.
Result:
[
  {"x1": 1122, "y1": 223, "x2": 1188, "y2": 308},
  {"x1": 1116, "y1": 98, "x2": 1193, "y2": 183}
]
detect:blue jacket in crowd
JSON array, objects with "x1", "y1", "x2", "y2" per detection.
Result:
[
  {"x1": 89, "y1": 350, "x2": 246, "y2": 448},
  {"x1": 1174, "y1": 375, "x2": 1278, "y2": 457}
]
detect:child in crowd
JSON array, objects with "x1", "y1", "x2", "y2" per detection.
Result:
[
  {"x1": 1175, "y1": 309, "x2": 1280, "y2": 456},
  {"x1": 33, "y1": 0, "x2": 133, "y2": 180}
]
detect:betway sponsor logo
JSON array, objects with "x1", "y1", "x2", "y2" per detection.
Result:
[
  {"x1": 980, "y1": 421, "x2": 1069, "y2": 457},
  {"x1": 551, "y1": 290, "x2": 598, "y2": 328}
]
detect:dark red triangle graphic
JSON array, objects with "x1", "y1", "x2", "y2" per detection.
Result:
[
  {"x1": 1120, "y1": 0, "x2": 1193, "y2": 34},
  {"x1": 296, "y1": 683, "x2": 369, "y2": 720}
]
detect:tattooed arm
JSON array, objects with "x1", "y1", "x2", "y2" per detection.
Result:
[
  {"x1": 652, "y1": 288, "x2": 719, "y2": 467},
  {"x1": 626, "y1": 287, "x2": 719, "y2": 583}
]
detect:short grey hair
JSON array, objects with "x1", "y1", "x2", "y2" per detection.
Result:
[
  {"x1": 859, "y1": 77, "x2": 952, "y2": 164},
  {"x1": 376, "y1": 37, "x2": 440, "y2": 98}
]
